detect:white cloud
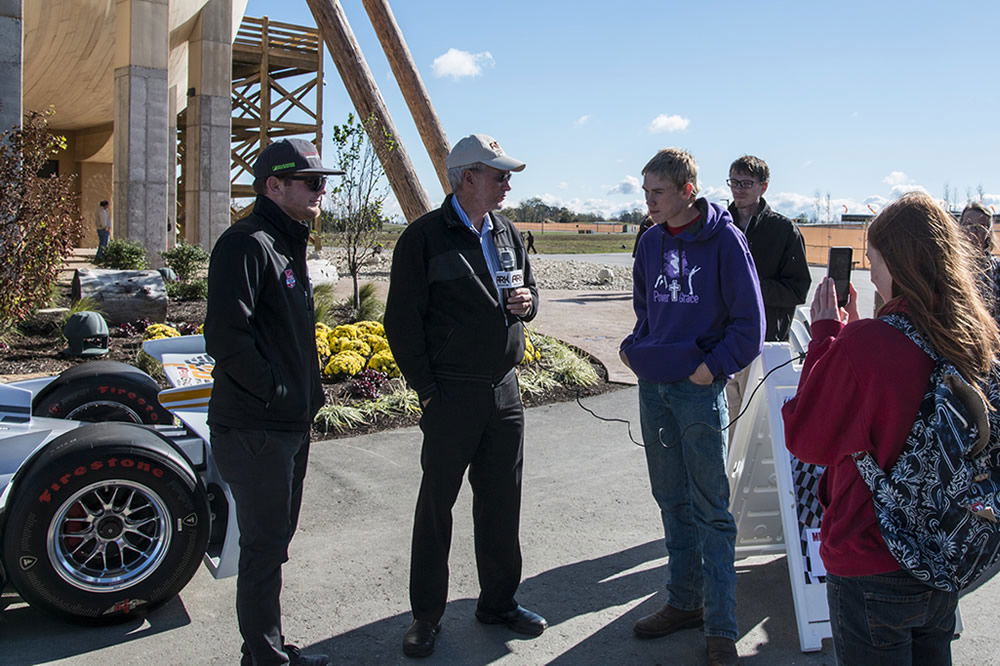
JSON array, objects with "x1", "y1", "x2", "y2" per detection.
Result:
[
  {"x1": 608, "y1": 175, "x2": 640, "y2": 195},
  {"x1": 883, "y1": 171, "x2": 909, "y2": 186},
  {"x1": 648, "y1": 114, "x2": 690, "y2": 133},
  {"x1": 431, "y1": 48, "x2": 494, "y2": 79},
  {"x1": 889, "y1": 183, "x2": 929, "y2": 197},
  {"x1": 573, "y1": 115, "x2": 590, "y2": 127},
  {"x1": 533, "y1": 192, "x2": 643, "y2": 219}
]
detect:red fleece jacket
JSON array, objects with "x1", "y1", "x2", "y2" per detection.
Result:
[{"x1": 781, "y1": 304, "x2": 934, "y2": 576}]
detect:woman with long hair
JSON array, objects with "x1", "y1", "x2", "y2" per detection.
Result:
[{"x1": 781, "y1": 192, "x2": 1000, "y2": 664}]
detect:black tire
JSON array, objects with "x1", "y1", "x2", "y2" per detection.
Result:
[
  {"x1": 2, "y1": 423, "x2": 210, "y2": 623},
  {"x1": 33, "y1": 361, "x2": 173, "y2": 425}
]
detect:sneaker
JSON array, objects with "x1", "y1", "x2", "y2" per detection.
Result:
[
  {"x1": 284, "y1": 643, "x2": 331, "y2": 666},
  {"x1": 706, "y1": 636, "x2": 739, "y2": 666},
  {"x1": 632, "y1": 603, "x2": 704, "y2": 639}
]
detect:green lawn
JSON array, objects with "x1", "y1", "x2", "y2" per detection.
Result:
[
  {"x1": 323, "y1": 227, "x2": 632, "y2": 254},
  {"x1": 322, "y1": 227, "x2": 633, "y2": 255},
  {"x1": 527, "y1": 231, "x2": 632, "y2": 254}
]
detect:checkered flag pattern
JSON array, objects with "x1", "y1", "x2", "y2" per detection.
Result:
[{"x1": 791, "y1": 455, "x2": 826, "y2": 584}]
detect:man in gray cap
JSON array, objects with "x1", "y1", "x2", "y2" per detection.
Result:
[
  {"x1": 204, "y1": 138, "x2": 342, "y2": 666},
  {"x1": 385, "y1": 134, "x2": 544, "y2": 657}
]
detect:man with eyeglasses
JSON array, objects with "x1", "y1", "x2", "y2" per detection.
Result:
[
  {"x1": 385, "y1": 134, "x2": 544, "y2": 658},
  {"x1": 204, "y1": 138, "x2": 343, "y2": 666},
  {"x1": 725, "y1": 156, "x2": 810, "y2": 422}
]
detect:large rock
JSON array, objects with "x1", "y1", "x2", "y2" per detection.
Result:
[{"x1": 71, "y1": 269, "x2": 167, "y2": 324}]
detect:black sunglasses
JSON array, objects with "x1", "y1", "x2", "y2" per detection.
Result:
[{"x1": 284, "y1": 175, "x2": 327, "y2": 192}]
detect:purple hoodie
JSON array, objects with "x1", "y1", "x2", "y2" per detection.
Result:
[{"x1": 621, "y1": 199, "x2": 764, "y2": 383}]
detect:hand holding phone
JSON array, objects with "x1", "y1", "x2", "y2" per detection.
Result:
[{"x1": 827, "y1": 247, "x2": 853, "y2": 308}]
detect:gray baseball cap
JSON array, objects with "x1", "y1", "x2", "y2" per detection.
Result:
[{"x1": 445, "y1": 134, "x2": 525, "y2": 172}]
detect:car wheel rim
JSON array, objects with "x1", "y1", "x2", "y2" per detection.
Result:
[
  {"x1": 47, "y1": 480, "x2": 172, "y2": 592},
  {"x1": 64, "y1": 400, "x2": 145, "y2": 423}
]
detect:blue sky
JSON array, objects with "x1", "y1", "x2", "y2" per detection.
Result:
[{"x1": 246, "y1": 0, "x2": 999, "y2": 221}]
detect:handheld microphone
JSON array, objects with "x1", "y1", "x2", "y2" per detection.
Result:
[{"x1": 495, "y1": 248, "x2": 524, "y2": 305}]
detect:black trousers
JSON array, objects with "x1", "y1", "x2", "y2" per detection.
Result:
[
  {"x1": 410, "y1": 371, "x2": 525, "y2": 623},
  {"x1": 211, "y1": 426, "x2": 311, "y2": 666}
]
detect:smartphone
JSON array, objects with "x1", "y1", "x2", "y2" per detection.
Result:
[{"x1": 827, "y1": 246, "x2": 853, "y2": 308}]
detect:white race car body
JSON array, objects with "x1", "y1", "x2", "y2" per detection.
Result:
[{"x1": 0, "y1": 334, "x2": 238, "y2": 621}]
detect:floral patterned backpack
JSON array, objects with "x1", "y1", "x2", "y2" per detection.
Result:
[{"x1": 852, "y1": 313, "x2": 1000, "y2": 592}]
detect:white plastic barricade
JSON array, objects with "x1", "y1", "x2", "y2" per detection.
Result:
[{"x1": 728, "y1": 342, "x2": 831, "y2": 652}]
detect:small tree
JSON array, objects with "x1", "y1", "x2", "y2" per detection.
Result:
[
  {"x1": 0, "y1": 110, "x2": 83, "y2": 335},
  {"x1": 327, "y1": 113, "x2": 393, "y2": 313}
]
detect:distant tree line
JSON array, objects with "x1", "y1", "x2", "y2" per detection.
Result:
[{"x1": 500, "y1": 197, "x2": 647, "y2": 224}]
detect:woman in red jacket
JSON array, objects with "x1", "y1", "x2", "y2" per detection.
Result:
[{"x1": 781, "y1": 192, "x2": 999, "y2": 664}]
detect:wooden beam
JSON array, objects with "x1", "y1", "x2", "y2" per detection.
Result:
[
  {"x1": 361, "y1": 0, "x2": 451, "y2": 196},
  {"x1": 305, "y1": 0, "x2": 433, "y2": 222}
]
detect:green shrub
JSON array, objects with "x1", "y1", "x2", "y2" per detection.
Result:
[
  {"x1": 166, "y1": 278, "x2": 208, "y2": 301},
  {"x1": 313, "y1": 283, "x2": 338, "y2": 326},
  {"x1": 94, "y1": 238, "x2": 147, "y2": 270},
  {"x1": 161, "y1": 241, "x2": 209, "y2": 282},
  {"x1": 0, "y1": 110, "x2": 84, "y2": 335},
  {"x1": 350, "y1": 282, "x2": 384, "y2": 323}
]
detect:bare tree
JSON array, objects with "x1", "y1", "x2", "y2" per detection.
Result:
[{"x1": 326, "y1": 113, "x2": 394, "y2": 314}]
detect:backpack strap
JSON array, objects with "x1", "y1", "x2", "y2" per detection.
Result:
[
  {"x1": 868, "y1": 312, "x2": 990, "y2": 457},
  {"x1": 878, "y1": 312, "x2": 939, "y2": 362}
]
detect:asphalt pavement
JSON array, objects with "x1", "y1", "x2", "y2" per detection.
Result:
[{"x1": 4, "y1": 386, "x2": 1000, "y2": 665}]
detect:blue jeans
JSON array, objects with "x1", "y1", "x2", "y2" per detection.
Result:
[
  {"x1": 638, "y1": 378, "x2": 737, "y2": 640},
  {"x1": 827, "y1": 570, "x2": 957, "y2": 665},
  {"x1": 96, "y1": 229, "x2": 109, "y2": 259}
]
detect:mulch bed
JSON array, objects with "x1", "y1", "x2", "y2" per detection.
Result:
[{"x1": 2, "y1": 299, "x2": 622, "y2": 438}]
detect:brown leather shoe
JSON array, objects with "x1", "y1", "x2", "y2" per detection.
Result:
[
  {"x1": 632, "y1": 604, "x2": 704, "y2": 638},
  {"x1": 706, "y1": 636, "x2": 739, "y2": 666}
]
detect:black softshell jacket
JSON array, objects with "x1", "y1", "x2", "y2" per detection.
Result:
[
  {"x1": 384, "y1": 195, "x2": 538, "y2": 401},
  {"x1": 205, "y1": 196, "x2": 325, "y2": 431},
  {"x1": 728, "y1": 199, "x2": 811, "y2": 341}
]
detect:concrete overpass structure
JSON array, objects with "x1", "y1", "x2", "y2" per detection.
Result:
[{"x1": 3, "y1": 0, "x2": 248, "y2": 262}]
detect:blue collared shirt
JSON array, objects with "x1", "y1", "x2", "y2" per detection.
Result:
[{"x1": 451, "y1": 196, "x2": 502, "y2": 293}]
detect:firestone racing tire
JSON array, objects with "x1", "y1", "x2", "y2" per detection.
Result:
[
  {"x1": 32, "y1": 360, "x2": 173, "y2": 425},
  {"x1": 2, "y1": 423, "x2": 209, "y2": 623}
]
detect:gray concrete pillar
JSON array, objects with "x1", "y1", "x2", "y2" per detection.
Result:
[
  {"x1": 185, "y1": 0, "x2": 232, "y2": 250},
  {"x1": 167, "y1": 84, "x2": 177, "y2": 250},
  {"x1": 113, "y1": 0, "x2": 169, "y2": 265},
  {"x1": 114, "y1": 64, "x2": 169, "y2": 262},
  {"x1": 0, "y1": 0, "x2": 23, "y2": 135}
]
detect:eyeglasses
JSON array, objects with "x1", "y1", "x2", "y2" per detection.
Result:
[
  {"x1": 726, "y1": 178, "x2": 758, "y2": 190},
  {"x1": 285, "y1": 175, "x2": 327, "y2": 192},
  {"x1": 470, "y1": 168, "x2": 512, "y2": 184}
]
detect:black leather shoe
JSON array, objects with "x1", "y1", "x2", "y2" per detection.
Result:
[
  {"x1": 475, "y1": 605, "x2": 548, "y2": 636},
  {"x1": 402, "y1": 619, "x2": 440, "y2": 658},
  {"x1": 284, "y1": 644, "x2": 330, "y2": 666}
]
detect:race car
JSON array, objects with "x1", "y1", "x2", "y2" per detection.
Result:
[{"x1": 0, "y1": 335, "x2": 240, "y2": 622}]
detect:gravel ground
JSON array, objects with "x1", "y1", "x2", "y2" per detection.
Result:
[{"x1": 321, "y1": 248, "x2": 634, "y2": 292}]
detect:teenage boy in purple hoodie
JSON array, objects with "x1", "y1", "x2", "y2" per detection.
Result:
[{"x1": 620, "y1": 148, "x2": 764, "y2": 666}]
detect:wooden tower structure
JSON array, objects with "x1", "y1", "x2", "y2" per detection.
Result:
[{"x1": 230, "y1": 16, "x2": 324, "y2": 202}]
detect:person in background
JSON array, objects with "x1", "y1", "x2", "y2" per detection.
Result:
[
  {"x1": 385, "y1": 134, "x2": 544, "y2": 658},
  {"x1": 958, "y1": 201, "x2": 1000, "y2": 321},
  {"x1": 96, "y1": 200, "x2": 111, "y2": 260},
  {"x1": 620, "y1": 147, "x2": 764, "y2": 666},
  {"x1": 525, "y1": 229, "x2": 537, "y2": 253},
  {"x1": 205, "y1": 139, "x2": 342, "y2": 666},
  {"x1": 781, "y1": 192, "x2": 1000, "y2": 664},
  {"x1": 725, "y1": 155, "x2": 810, "y2": 423}
]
